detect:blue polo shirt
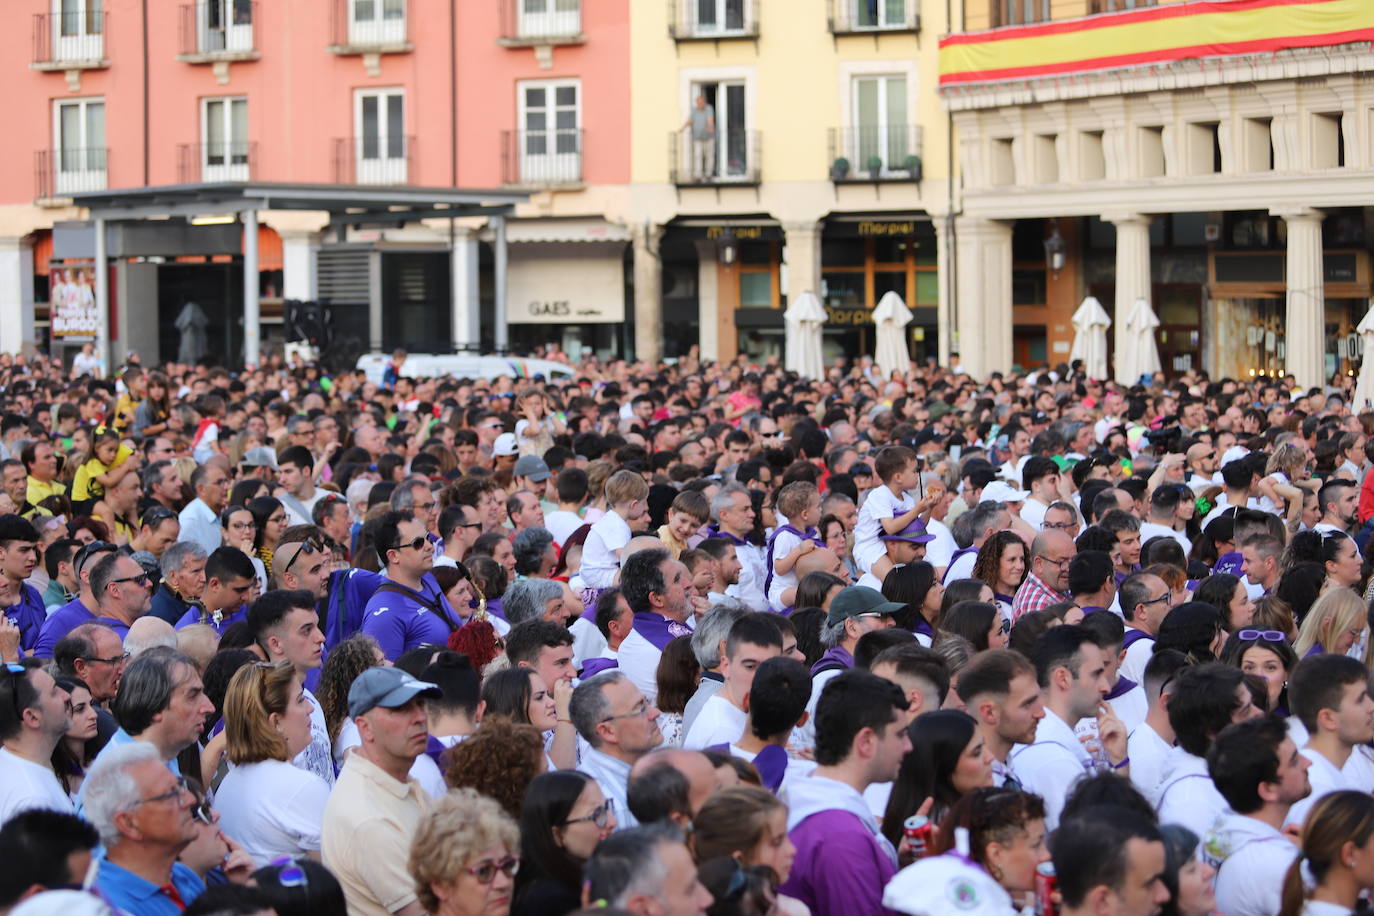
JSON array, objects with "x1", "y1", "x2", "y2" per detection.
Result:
[
  {"x1": 35, "y1": 596, "x2": 97, "y2": 658},
  {"x1": 360, "y1": 576, "x2": 461, "y2": 660},
  {"x1": 6, "y1": 582, "x2": 46, "y2": 655},
  {"x1": 96, "y1": 859, "x2": 204, "y2": 915},
  {"x1": 94, "y1": 616, "x2": 131, "y2": 642}
]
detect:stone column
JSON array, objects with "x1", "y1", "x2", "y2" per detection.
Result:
[
  {"x1": 0, "y1": 238, "x2": 34, "y2": 356},
  {"x1": 492, "y1": 215, "x2": 509, "y2": 354},
  {"x1": 953, "y1": 216, "x2": 1013, "y2": 380},
  {"x1": 1274, "y1": 207, "x2": 1325, "y2": 389},
  {"x1": 449, "y1": 227, "x2": 480, "y2": 352},
  {"x1": 933, "y1": 216, "x2": 953, "y2": 367},
  {"x1": 279, "y1": 230, "x2": 319, "y2": 302},
  {"x1": 632, "y1": 224, "x2": 663, "y2": 365},
  {"x1": 1106, "y1": 213, "x2": 1152, "y2": 384},
  {"x1": 243, "y1": 209, "x2": 261, "y2": 368},
  {"x1": 693, "y1": 240, "x2": 720, "y2": 363},
  {"x1": 782, "y1": 220, "x2": 822, "y2": 301}
]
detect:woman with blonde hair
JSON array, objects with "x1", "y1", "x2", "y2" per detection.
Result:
[
  {"x1": 409, "y1": 788, "x2": 521, "y2": 916},
  {"x1": 1279, "y1": 790, "x2": 1374, "y2": 916},
  {"x1": 1293, "y1": 587, "x2": 1367, "y2": 658},
  {"x1": 214, "y1": 660, "x2": 331, "y2": 866}
]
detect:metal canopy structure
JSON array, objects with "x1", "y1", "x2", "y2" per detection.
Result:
[{"x1": 69, "y1": 181, "x2": 531, "y2": 367}]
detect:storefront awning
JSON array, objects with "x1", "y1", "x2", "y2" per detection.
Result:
[{"x1": 496, "y1": 218, "x2": 631, "y2": 244}]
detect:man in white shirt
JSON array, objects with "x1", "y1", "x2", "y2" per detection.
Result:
[
  {"x1": 177, "y1": 464, "x2": 229, "y2": 554},
  {"x1": 683, "y1": 614, "x2": 782, "y2": 749},
  {"x1": 275, "y1": 447, "x2": 327, "y2": 528},
  {"x1": 1284, "y1": 653, "x2": 1374, "y2": 827},
  {"x1": 695, "y1": 537, "x2": 741, "y2": 606},
  {"x1": 710, "y1": 486, "x2": 768, "y2": 612},
  {"x1": 0, "y1": 662, "x2": 75, "y2": 822},
  {"x1": 1155, "y1": 663, "x2": 1262, "y2": 838},
  {"x1": 1311, "y1": 478, "x2": 1358, "y2": 540},
  {"x1": 680, "y1": 605, "x2": 746, "y2": 738},
  {"x1": 1117, "y1": 573, "x2": 1172, "y2": 684},
  {"x1": 1185, "y1": 441, "x2": 1220, "y2": 494},
  {"x1": 1205, "y1": 717, "x2": 1312, "y2": 916},
  {"x1": 1239, "y1": 534, "x2": 1282, "y2": 597},
  {"x1": 1018, "y1": 456, "x2": 1061, "y2": 532},
  {"x1": 1011, "y1": 624, "x2": 1125, "y2": 830},
  {"x1": 572, "y1": 670, "x2": 664, "y2": 832},
  {"x1": 1137, "y1": 485, "x2": 1193, "y2": 555},
  {"x1": 615, "y1": 548, "x2": 696, "y2": 704},
  {"x1": 248, "y1": 588, "x2": 334, "y2": 785},
  {"x1": 957, "y1": 649, "x2": 1045, "y2": 791},
  {"x1": 1128, "y1": 649, "x2": 1189, "y2": 803}
]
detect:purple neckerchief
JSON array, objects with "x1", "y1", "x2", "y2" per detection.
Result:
[
  {"x1": 763, "y1": 524, "x2": 824, "y2": 596},
  {"x1": 425, "y1": 734, "x2": 448, "y2": 770},
  {"x1": 1213, "y1": 552, "x2": 1244, "y2": 577},
  {"x1": 485, "y1": 596, "x2": 505, "y2": 621},
  {"x1": 581, "y1": 657, "x2": 619, "y2": 678},
  {"x1": 1079, "y1": 605, "x2": 1110, "y2": 616},
  {"x1": 1105, "y1": 675, "x2": 1138, "y2": 701},
  {"x1": 810, "y1": 645, "x2": 854, "y2": 677},
  {"x1": 1122, "y1": 628, "x2": 1153, "y2": 650},
  {"x1": 709, "y1": 742, "x2": 789, "y2": 792},
  {"x1": 911, "y1": 615, "x2": 935, "y2": 641},
  {"x1": 1186, "y1": 579, "x2": 1199, "y2": 591},
  {"x1": 995, "y1": 593, "x2": 1015, "y2": 606},
  {"x1": 703, "y1": 525, "x2": 749, "y2": 547},
  {"x1": 1304, "y1": 642, "x2": 1325, "y2": 658},
  {"x1": 633, "y1": 611, "x2": 692, "y2": 650}
]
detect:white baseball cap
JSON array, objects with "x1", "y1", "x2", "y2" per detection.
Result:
[
  {"x1": 883, "y1": 853, "x2": 1014, "y2": 916},
  {"x1": 492, "y1": 432, "x2": 520, "y2": 457},
  {"x1": 981, "y1": 480, "x2": 1029, "y2": 503}
]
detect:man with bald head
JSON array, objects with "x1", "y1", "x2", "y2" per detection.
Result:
[
  {"x1": 626, "y1": 748, "x2": 720, "y2": 829},
  {"x1": 794, "y1": 547, "x2": 851, "y2": 588},
  {"x1": 1011, "y1": 530, "x2": 1075, "y2": 621},
  {"x1": 1185, "y1": 442, "x2": 1219, "y2": 493}
]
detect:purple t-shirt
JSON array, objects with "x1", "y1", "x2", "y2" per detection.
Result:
[
  {"x1": 5, "y1": 583, "x2": 47, "y2": 655},
  {"x1": 34, "y1": 597, "x2": 95, "y2": 657},
  {"x1": 360, "y1": 578, "x2": 461, "y2": 660}
]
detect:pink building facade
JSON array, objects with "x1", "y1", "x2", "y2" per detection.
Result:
[{"x1": 0, "y1": 0, "x2": 631, "y2": 365}]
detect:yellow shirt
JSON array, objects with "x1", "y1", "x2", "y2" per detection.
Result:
[
  {"x1": 322, "y1": 753, "x2": 429, "y2": 916},
  {"x1": 71, "y1": 445, "x2": 134, "y2": 502},
  {"x1": 657, "y1": 523, "x2": 689, "y2": 559},
  {"x1": 26, "y1": 476, "x2": 65, "y2": 508},
  {"x1": 111, "y1": 393, "x2": 138, "y2": 434}
]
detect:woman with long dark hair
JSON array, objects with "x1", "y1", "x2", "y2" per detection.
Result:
[
  {"x1": 881, "y1": 561, "x2": 944, "y2": 645},
  {"x1": 880, "y1": 709, "x2": 992, "y2": 848},
  {"x1": 512, "y1": 770, "x2": 615, "y2": 916}
]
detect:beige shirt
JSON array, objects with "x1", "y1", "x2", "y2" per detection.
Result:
[{"x1": 322, "y1": 751, "x2": 430, "y2": 916}]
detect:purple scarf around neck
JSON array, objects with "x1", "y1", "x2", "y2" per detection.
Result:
[{"x1": 633, "y1": 611, "x2": 693, "y2": 650}]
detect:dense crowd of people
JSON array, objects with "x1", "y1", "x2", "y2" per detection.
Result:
[{"x1": 0, "y1": 347, "x2": 1373, "y2": 915}]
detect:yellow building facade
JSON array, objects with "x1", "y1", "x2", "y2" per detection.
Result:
[{"x1": 626, "y1": 0, "x2": 954, "y2": 366}]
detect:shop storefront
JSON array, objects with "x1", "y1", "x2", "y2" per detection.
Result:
[{"x1": 820, "y1": 215, "x2": 937, "y2": 364}]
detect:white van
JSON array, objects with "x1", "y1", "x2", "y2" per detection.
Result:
[{"x1": 355, "y1": 353, "x2": 575, "y2": 385}]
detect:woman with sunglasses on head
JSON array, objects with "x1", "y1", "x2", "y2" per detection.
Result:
[
  {"x1": 410, "y1": 788, "x2": 522, "y2": 916},
  {"x1": 1221, "y1": 627, "x2": 1299, "y2": 716},
  {"x1": 512, "y1": 771, "x2": 617, "y2": 916},
  {"x1": 214, "y1": 661, "x2": 331, "y2": 866}
]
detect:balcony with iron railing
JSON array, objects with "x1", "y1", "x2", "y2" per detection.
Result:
[
  {"x1": 501, "y1": 129, "x2": 584, "y2": 187},
  {"x1": 668, "y1": 0, "x2": 759, "y2": 41},
  {"x1": 36, "y1": 148, "x2": 109, "y2": 201},
  {"x1": 178, "y1": 2, "x2": 259, "y2": 62},
  {"x1": 328, "y1": 0, "x2": 412, "y2": 55},
  {"x1": 178, "y1": 141, "x2": 257, "y2": 183},
  {"x1": 498, "y1": 0, "x2": 584, "y2": 47},
  {"x1": 333, "y1": 135, "x2": 414, "y2": 185},
  {"x1": 32, "y1": 11, "x2": 108, "y2": 69},
  {"x1": 670, "y1": 129, "x2": 761, "y2": 187},
  {"x1": 828, "y1": 0, "x2": 919, "y2": 34},
  {"x1": 828, "y1": 125, "x2": 924, "y2": 183}
]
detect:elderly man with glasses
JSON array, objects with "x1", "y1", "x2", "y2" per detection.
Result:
[
  {"x1": 86, "y1": 742, "x2": 208, "y2": 914},
  {"x1": 572, "y1": 670, "x2": 664, "y2": 833},
  {"x1": 1011, "y1": 529, "x2": 1076, "y2": 622}
]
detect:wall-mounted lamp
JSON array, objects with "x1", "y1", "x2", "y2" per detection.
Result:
[
  {"x1": 717, "y1": 228, "x2": 738, "y2": 266},
  {"x1": 1043, "y1": 221, "x2": 1066, "y2": 274}
]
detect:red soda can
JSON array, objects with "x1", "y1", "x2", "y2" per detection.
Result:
[
  {"x1": 902, "y1": 815, "x2": 932, "y2": 858},
  {"x1": 1034, "y1": 861, "x2": 1058, "y2": 916}
]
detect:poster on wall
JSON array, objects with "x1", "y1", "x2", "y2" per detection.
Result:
[{"x1": 50, "y1": 265, "x2": 98, "y2": 337}]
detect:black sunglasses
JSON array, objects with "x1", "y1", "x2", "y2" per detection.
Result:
[
  {"x1": 111, "y1": 572, "x2": 152, "y2": 587},
  {"x1": 281, "y1": 537, "x2": 325, "y2": 578},
  {"x1": 391, "y1": 536, "x2": 430, "y2": 554}
]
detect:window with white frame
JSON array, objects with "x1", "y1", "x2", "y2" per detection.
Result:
[
  {"x1": 54, "y1": 0, "x2": 104, "y2": 61},
  {"x1": 202, "y1": 97, "x2": 249, "y2": 180},
  {"x1": 55, "y1": 98, "x2": 106, "y2": 193},
  {"x1": 693, "y1": 0, "x2": 747, "y2": 34},
  {"x1": 519, "y1": 0, "x2": 580, "y2": 38},
  {"x1": 852, "y1": 76, "x2": 910, "y2": 175},
  {"x1": 851, "y1": 0, "x2": 909, "y2": 29},
  {"x1": 519, "y1": 79, "x2": 580, "y2": 184},
  {"x1": 355, "y1": 88, "x2": 406, "y2": 183},
  {"x1": 349, "y1": 0, "x2": 405, "y2": 46},
  {"x1": 197, "y1": 0, "x2": 253, "y2": 53}
]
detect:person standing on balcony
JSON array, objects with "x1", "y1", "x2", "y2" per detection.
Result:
[{"x1": 683, "y1": 94, "x2": 716, "y2": 181}]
